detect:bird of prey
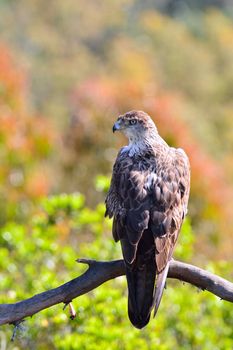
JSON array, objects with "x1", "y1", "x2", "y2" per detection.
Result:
[{"x1": 105, "y1": 110, "x2": 190, "y2": 329}]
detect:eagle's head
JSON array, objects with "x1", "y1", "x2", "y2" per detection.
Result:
[{"x1": 113, "y1": 110, "x2": 157, "y2": 144}]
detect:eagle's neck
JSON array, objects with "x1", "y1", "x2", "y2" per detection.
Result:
[{"x1": 122, "y1": 130, "x2": 166, "y2": 157}]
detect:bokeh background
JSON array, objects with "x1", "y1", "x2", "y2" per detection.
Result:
[{"x1": 0, "y1": 0, "x2": 233, "y2": 348}]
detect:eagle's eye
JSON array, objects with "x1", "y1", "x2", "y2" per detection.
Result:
[{"x1": 129, "y1": 119, "x2": 137, "y2": 125}]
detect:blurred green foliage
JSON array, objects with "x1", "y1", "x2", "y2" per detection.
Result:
[
  {"x1": 0, "y1": 1, "x2": 233, "y2": 348},
  {"x1": 0, "y1": 1, "x2": 233, "y2": 258},
  {"x1": 0, "y1": 189, "x2": 232, "y2": 349}
]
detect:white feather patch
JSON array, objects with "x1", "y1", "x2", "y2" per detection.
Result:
[{"x1": 145, "y1": 173, "x2": 157, "y2": 189}]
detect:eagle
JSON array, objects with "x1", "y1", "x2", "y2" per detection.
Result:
[{"x1": 105, "y1": 110, "x2": 190, "y2": 329}]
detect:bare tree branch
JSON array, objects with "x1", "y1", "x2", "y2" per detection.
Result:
[{"x1": 0, "y1": 259, "x2": 232, "y2": 326}]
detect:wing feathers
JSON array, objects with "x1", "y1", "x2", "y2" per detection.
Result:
[
  {"x1": 120, "y1": 238, "x2": 137, "y2": 264},
  {"x1": 153, "y1": 262, "x2": 170, "y2": 317},
  {"x1": 105, "y1": 145, "x2": 190, "y2": 327}
]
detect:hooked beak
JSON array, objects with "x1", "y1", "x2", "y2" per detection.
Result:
[{"x1": 112, "y1": 121, "x2": 121, "y2": 133}]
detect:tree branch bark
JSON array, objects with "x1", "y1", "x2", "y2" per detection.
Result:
[{"x1": 0, "y1": 259, "x2": 232, "y2": 326}]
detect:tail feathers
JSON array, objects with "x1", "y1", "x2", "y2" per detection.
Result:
[
  {"x1": 126, "y1": 260, "x2": 170, "y2": 328},
  {"x1": 153, "y1": 262, "x2": 170, "y2": 317},
  {"x1": 126, "y1": 259, "x2": 156, "y2": 329}
]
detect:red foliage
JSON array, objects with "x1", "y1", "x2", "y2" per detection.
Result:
[
  {"x1": 0, "y1": 44, "x2": 55, "y2": 221},
  {"x1": 71, "y1": 76, "x2": 233, "y2": 258}
]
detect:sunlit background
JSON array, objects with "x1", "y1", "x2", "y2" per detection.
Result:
[{"x1": 0, "y1": 1, "x2": 233, "y2": 349}]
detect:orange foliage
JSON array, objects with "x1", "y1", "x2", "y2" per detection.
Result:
[
  {"x1": 25, "y1": 168, "x2": 51, "y2": 199},
  {"x1": 0, "y1": 44, "x2": 55, "y2": 222},
  {"x1": 71, "y1": 76, "x2": 233, "y2": 259},
  {"x1": 0, "y1": 44, "x2": 26, "y2": 111}
]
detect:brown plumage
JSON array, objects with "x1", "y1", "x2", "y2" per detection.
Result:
[{"x1": 105, "y1": 110, "x2": 190, "y2": 329}]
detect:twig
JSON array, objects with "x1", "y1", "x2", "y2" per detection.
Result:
[{"x1": 0, "y1": 259, "x2": 232, "y2": 326}]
